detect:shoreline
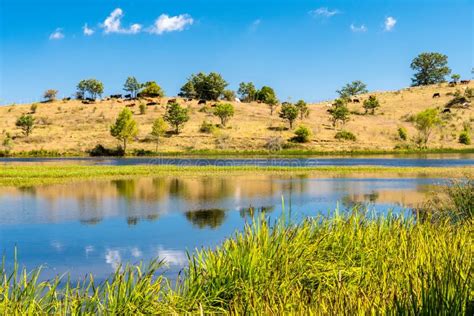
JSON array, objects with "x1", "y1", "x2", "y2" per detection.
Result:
[
  {"x1": 1, "y1": 147, "x2": 473, "y2": 158},
  {"x1": 1, "y1": 165, "x2": 472, "y2": 187}
]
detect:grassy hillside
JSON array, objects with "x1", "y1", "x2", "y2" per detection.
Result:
[{"x1": 0, "y1": 82, "x2": 473, "y2": 155}]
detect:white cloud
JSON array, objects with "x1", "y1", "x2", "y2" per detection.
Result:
[
  {"x1": 105, "y1": 249, "x2": 121, "y2": 270},
  {"x1": 350, "y1": 24, "x2": 367, "y2": 32},
  {"x1": 309, "y1": 7, "x2": 340, "y2": 18},
  {"x1": 131, "y1": 247, "x2": 142, "y2": 258},
  {"x1": 101, "y1": 8, "x2": 142, "y2": 34},
  {"x1": 148, "y1": 14, "x2": 194, "y2": 35},
  {"x1": 249, "y1": 19, "x2": 261, "y2": 32},
  {"x1": 83, "y1": 24, "x2": 94, "y2": 36},
  {"x1": 156, "y1": 247, "x2": 187, "y2": 266},
  {"x1": 49, "y1": 28, "x2": 64, "y2": 40},
  {"x1": 384, "y1": 16, "x2": 397, "y2": 31}
]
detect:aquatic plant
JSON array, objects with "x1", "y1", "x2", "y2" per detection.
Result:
[{"x1": 1, "y1": 208, "x2": 471, "y2": 314}]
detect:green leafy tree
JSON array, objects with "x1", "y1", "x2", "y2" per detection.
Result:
[
  {"x1": 213, "y1": 103, "x2": 235, "y2": 127},
  {"x1": 410, "y1": 52, "x2": 451, "y2": 86},
  {"x1": 256, "y1": 86, "x2": 278, "y2": 115},
  {"x1": 295, "y1": 100, "x2": 309, "y2": 120},
  {"x1": 178, "y1": 80, "x2": 197, "y2": 99},
  {"x1": 179, "y1": 72, "x2": 228, "y2": 101},
  {"x1": 337, "y1": 81, "x2": 368, "y2": 99},
  {"x1": 110, "y1": 107, "x2": 138, "y2": 153},
  {"x1": 451, "y1": 74, "x2": 461, "y2": 84},
  {"x1": 164, "y1": 102, "x2": 190, "y2": 134},
  {"x1": 237, "y1": 82, "x2": 257, "y2": 102},
  {"x1": 222, "y1": 90, "x2": 236, "y2": 102},
  {"x1": 413, "y1": 108, "x2": 441, "y2": 148},
  {"x1": 139, "y1": 81, "x2": 164, "y2": 98},
  {"x1": 279, "y1": 103, "x2": 299, "y2": 129},
  {"x1": 43, "y1": 89, "x2": 58, "y2": 102},
  {"x1": 327, "y1": 99, "x2": 350, "y2": 128},
  {"x1": 150, "y1": 117, "x2": 168, "y2": 151},
  {"x1": 16, "y1": 114, "x2": 35, "y2": 137},
  {"x1": 123, "y1": 76, "x2": 141, "y2": 98},
  {"x1": 77, "y1": 79, "x2": 104, "y2": 99},
  {"x1": 363, "y1": 95, "x2": 380, "y2": 114}
]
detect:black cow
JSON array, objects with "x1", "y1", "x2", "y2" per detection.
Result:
[
  {"x1": 147, "y1": 102, "x2": 158, "y2": 106},
  {"x1": 124, "y1": 94, "x2": 132, "y2": 99},
  {"x1": 442, "y1": 108, "x2": 451, "y2": 113},
  {"x1": 460, "y1": 80, "x2": 470, "y2": 85},
  {"x1": 352, "y1": 98, "x2": 360, "y2": 103},
  {"x1": 198, "y1": 100, "x2": 206, "y2": 105},
  {"x1": 110, "y1": 94, "x2": 122, "y2": 99},
  {"x1": 167, "y1": 98, "x2": 177, "y2": 104},
  {"x1": 63, "y1": 97, "x2": 71, "y2": 101},
  {"x1": 432, "y1": 93, "x2": 441, "y2": 98}
]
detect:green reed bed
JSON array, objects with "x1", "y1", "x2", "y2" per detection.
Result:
[
  {"x1": 1, "y1": 210, "x2": 472, "y2": 314},
  {"x1": 0, "y1": 164, "x2": 472, "y2": 187}
]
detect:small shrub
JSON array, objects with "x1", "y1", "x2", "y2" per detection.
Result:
[
  {"x1": 30, "y1": 103, "x2": 38, "y2": 114},
  {"x1": 459, "y1": 131, "x2": 471, "y2": 145},
  {"x1": 139, "y1": 103, "x2": 146, "y2": 115},
  {"x1": 335, "y1": 130, "x2": 356, "y2": 141},
  {"x1": 16, "y1": 114, "x2": 35, "y2": 137},
  {"x1": 199, "y1": 120, "x2": 216, "y2": 134},
  {"x1": 291, "y1": 125, "x2": 312, "y2": 143},
  {"x1": 398, "y1": 127, "x2": 408, "y2": 141},
  {"x1": 264, "y1": 136, "x2": 284, "y2": 151},
  {"x1": 213, "y1": 103, "x2": 234, "y2": 127},
  {"x1": 88, "y1": 144, "x2": 124, "y2": 156}
]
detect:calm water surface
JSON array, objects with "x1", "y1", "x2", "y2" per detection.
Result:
[
  {"x1": 1, "y1": 153, "x2": 474, "y2": 167},
  {"x1": 0, "y1": 174, "x2": 446, "y2": 281}
]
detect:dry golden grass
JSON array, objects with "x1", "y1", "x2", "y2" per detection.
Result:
[{"x1": 0, "y1": 82, "x2": 473, "y2": 153}]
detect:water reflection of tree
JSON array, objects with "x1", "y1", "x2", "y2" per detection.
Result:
[
  {"x1": 185, "y1": 209, "x2": 226, "y2": 229},
  {"x1": 168, "y1": 178, "x2": 189, "y2": 198},
  {"x1": 113, "y1": 179, "x2": 136, "y2": 201},
  {"x1": 341, "y1": 195, "x2": 367, "y2": 211},
  {"x1": 239, "y1": 206, "x2": 275, "y2": 219}
]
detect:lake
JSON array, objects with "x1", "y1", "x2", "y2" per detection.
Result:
[
  {"x1": 0, "y1": 174, "x2": 448, "y2": 282},
  {"x1": 1, "y1": 153, "x2": 474, "y2": 167}
]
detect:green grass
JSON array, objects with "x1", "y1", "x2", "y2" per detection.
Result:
[
  {"x1": 0, "y1": 165, "x2": 473, "y2": 187},
  {"x1": 1, "y1": 146, "x2": 474, "y2": 158},
  {"x1": 1, "y1": 210, "x2": 472, "y2": 314}
]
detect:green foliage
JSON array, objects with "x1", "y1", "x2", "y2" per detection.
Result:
[
  {"x1": 222, "y1": 90, "x2": 236, "y2": 102},
  {"x1": 335, "y1": 130, "x2": 357, "y2": 141},
  {"x1": 256, "y1": 86, "x2": 278, "y2": 115},
  {"x1": 450, "y1": 74, "x2": 460, "y2": 83},
  {"x1": 123, "y1": 76, "x2": 141, "y2": 98},
  {"x1": 77, "y1": 79, "x2": 104, "y2": 99},
  {"x1": 291, "y1": 125, "x2": 312, "y2": 143},
  {"x1": 458, "y1": 131, "x2": 471, "y2": 145},
  {"x1": 164, "y1": 102, "x2": 189, "y2": 134},
  {"x1": 139, "y1": 81, "x2": 164, "y2": 98},
  {"x1": 150, "y1": 117, "x2": 168, "y2": 151},
  {"x1": 295, "y1": 99, "x2": 309, "y2": 120},
  {"x1": 199, "y1": 120, "x2": 216, "y2": 134},
  {"x1": 279, "y1": 103, "x2": 299, "y2": 129},
  {"x1": 327, "y1": 99, "x2": 350, "y2": 128},
  {"x1": 237, "y1": 82, "x2": 257, "y2": 102},
  {"x1": 30, "y1": 103, "x2": 38, "y2": 114},
  {"x1": 363, "y1": 95, "x2": 380, "y2": 114},
  {"x1": 413, "y1": 108, "x2": 441, "y2": 148},
  {"x1": 2, "y1": 133, "x2": 13, "y2": 151},
  {"x1": 337, "y1": 80, "x2": 368, "y2": 99},
  {"x1": 15, "y1": 114, "x2": 35, "y2": 137},
  {"x1": 410, "y1": 52, "x2": 451, "y2": 86},
  {"x1": 110, "y1": 108, "x2": 138, "y2": 153},
  {"x1": 213, "y1": 103, "x2": 235, "y2": 127},
  {"x1": 43, "y1": 89, "x2": 58, "y2": 102},
  {"x1": 1, "y1": 211, "x2": 470, "y2": 314},
  {"x1": 179, "y1": 72, "x2": 228, "y2": 101},
  {"x1": 139, "y1": 103, "x2": 146, "y2": 115},
  {"x1": 398, "y1": 127, "x2": 408, "y2": 141},
  {"x1": 465, "y1": 87, "x2": 474, "y2": 99}
]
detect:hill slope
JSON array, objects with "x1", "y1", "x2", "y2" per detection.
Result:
[{"x1": 0, "y1": 82, "x2": 473, "y2": 154}]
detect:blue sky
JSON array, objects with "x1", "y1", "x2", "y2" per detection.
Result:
[{"x1": 0, "y1": 0, "x2": 472, "y2": 104}]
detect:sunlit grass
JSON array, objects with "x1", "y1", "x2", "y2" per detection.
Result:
[
  {"x1": 1, "y1": 209, "x2": 472, "y2": 314},
  {"x1": 0, "y1": 164, "x2": 472, "y2": 187}
]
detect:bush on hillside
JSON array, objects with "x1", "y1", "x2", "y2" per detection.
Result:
[{"x1": 335, "y1": 130, "x2": 356, "y2": 141}]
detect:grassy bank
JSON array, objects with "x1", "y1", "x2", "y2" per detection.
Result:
[
  {"x1": 1, "y1": 147, "x2": 474, "y2": 158},
  {"x1": 0, "y1": 165, "x2": 473, "y2": 187},
  {"x1": 1, "y1": 210, "x2": 472, "y2": 314}
]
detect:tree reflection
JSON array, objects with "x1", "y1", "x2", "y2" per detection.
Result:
[
  {"x1": 239, "y1": 205, "x2": 275, "y2": 219},
  {"x1": 184, "y1": 208, "x2": 226, "y2": 229}
]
